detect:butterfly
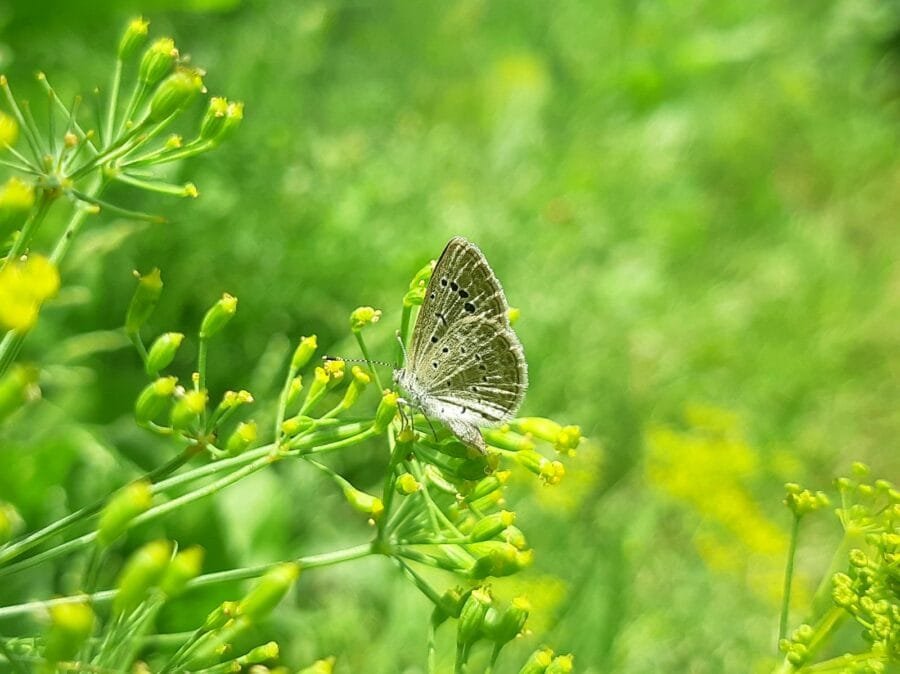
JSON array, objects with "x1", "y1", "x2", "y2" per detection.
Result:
[{"x1": 393, "y1": 237, "x2": 528, "y2": 452}]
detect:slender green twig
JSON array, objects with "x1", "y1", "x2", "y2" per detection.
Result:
[
  {"x1": 1, "y1": 76, "x2": 44, "y2": 164},
  {"x1": 105, "y1": 59, "x2": 123, "y2": 145},
  {"x1": 0, "y1": 446, "x2": 198, "y2": 566},
  {"x1": 0, "y1": 543, "x2": 375, "y2": 621},
  {"x1": 778, "y1": 514, "x2": 801, "y2": 644},
  {"x1": 2, "y1": 191, "x2": 54, "y2": 269}
]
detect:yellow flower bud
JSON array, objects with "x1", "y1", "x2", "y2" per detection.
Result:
[
  {"x1": 374, "y1": 390, "x2": 399, "y2": 433},
  {"x1": 291, "y1": 335, "x2": 318, "y2": 370},
  {"x1": 118, "y1": 17, "x2": 150, "y2": 60},
  {"x1": 97, "y1": 480, "x2": 153, "y2": 547},
  {"x1": 0, "y1": 255, "x2": 60, "y2": 331},
  {"x1": 226, "y1": 420, "x2": 258, "y2": 455},
  {"x1": 113, "y1": 540, "x2": 172, "y2": 616},
  {"x1": 238, "y1": 563, "x2": 300, "y2": 622},
  {"x1": 139, "y1": 38, "x2": 178, "y2": 87},
  {"x1": 170, "y1": 389, "x2": 208, "y2": 430},
  {"x1": 396, "y1": 473, "x2": 420, "y2": 495},
  {"x1": 160, "y1": 545, "x2": 204, "y2": 597},
  {"x1": 199, "y1": 292, "x2": 237, "y2": 339},
  {"x1": 125, "y1": 268, "x2": 162, "y2": 335},
  {"x1": 134, "y1": 376, "x2": 177, "y2": 424},
  {"x1": 145, "y1": 331, "x2": 184, "y2": 374},
  {"x1": 0, "y1": 364, "x2": 39, "y2": 422},
  {"x1": 43, "y1": 602, "x2": 94, "y2": 666},
  {"x1": 350, "y1": 306, "x2": 382, "y2": 332},
  {"x1": 519, "y1": 647, "x2": 554, "y2": 674}
]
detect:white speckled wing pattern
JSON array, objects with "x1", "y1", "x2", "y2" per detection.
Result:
[{"x1": 399, "y1": 237, "x2": 528, "y2": 451}]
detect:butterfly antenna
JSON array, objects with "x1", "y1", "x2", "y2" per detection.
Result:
[
  {"x1": 322, "y1": 355, "x2": 394, "y2": 368},
  {"x1": 395, "y1": 331, "x2": 409, "y2": 367}
]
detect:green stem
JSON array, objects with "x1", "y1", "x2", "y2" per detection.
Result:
[
  {"x1": 1, "y1": 76, "x2": 44, "y2": 165},
  {"x1": 354, "y1": 331, "x2": 384, "y2": 391},
  {"x1": 273, "y1": 360, "x2": 299, "y2": 446},
  {"x1": 36, "y1": 73, "x2": 98, "y2": 155},
  {"x1": 50, "y1": 177, "x2": 106, "y2": 264},
  {"x1": 0, "y1": 445, "x2": 197, "y2": 566},
  {"x1": 779, "y1": 514, "x2": 801, "y2": 644},
  {"x1": 0, "y1": 543, "x2": 374, "y2": 621},
  {"x1": 67, "y1": 188, "x2": 165, "y2": 223},
  {"x1": 105, "y1": 59, "x2": 123, "y2": 145},
  {"x1": 2, "y1": 191, "x2": 54, "y2": 268}
]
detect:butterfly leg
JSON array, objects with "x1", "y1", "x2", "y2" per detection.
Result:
[{"x1": 445, "y1": 417, "x2": 486, "y2": 454}]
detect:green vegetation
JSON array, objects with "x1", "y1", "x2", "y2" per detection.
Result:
[{"x1": 0, "y1": 1, "x2": 897, "y2": 672}]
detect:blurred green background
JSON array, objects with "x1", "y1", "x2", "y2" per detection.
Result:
[{"x1": 1, "y1": 0, "x2": 899, "y2": 671}]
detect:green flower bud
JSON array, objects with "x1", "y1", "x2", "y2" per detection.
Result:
[
  {"x1": 203, "y1": 600, "x2": 239, "y2": 631},
  {"x1": 302, "y1": 367, "x2": 329, "y2": 412},
  {"x1": 338, "y1": 366, "x2": 371, "y2": 411},
  {"x1": 374, "y1": 390, "x2": 399, "y2": 433},
  {"x1": 403, "y1": 259, "x2": 435, "y2": 307},
  {"x1": 97, "y1": 480, "x2": 152, "y2": 547},
  {"x1": 118, "y1": 17, "x2": 150, "y2": 60},
  {"x1": 170, "y1": 389, "x2": 208, "y2": 430},
  {"x1": 0, "y1": 364, "x2": 39, "y2": 423},
  {"x1": 238, "y1": 562, "x2": 300, "y2": 622},
  {"x1": 113, "y1": 540, "x2": 172, "y2": 616},
  {"x1": 0, "y1": 177, "x2": 34, "y2": 238},
  {"x1": 432, "y1": 587, "x2": 472, "y2": 627},
  {"x1": 469, "y1": 541, "x2": 533, "y2": 579},
  {"x1": 199, "y1": 292, "x2": 237, "y2": 339},
  {"x1": 0, "y1": 502, "x2": 23, "y2": 546},
  {"x1": 160, "y1": 545, "x2": 204, "y2": 597},
  {"x1": 292, "y1": 335, "x2": 318, "y2": 370},
  {"x1": 212, "y1": 389, "x2": 254, "y2": 420},
  {"x1": 286, "y1": 375, "x2": 304, "y2": 408},
  {"x1": 134, "y1": 376, "x2": 178, "y2": 424},
  {"x1": 219, "y1": 101, "x2": 244, "y2": 141},
  {"x1": 483, "y1": 428, "x2": 535, "y2": 452},
  {"x1": 350, "y1": 306, "x2": 382, "y2": 332},
  {"x1": 43, "y1": 602, "x2": 94, "y2": 667},
  {"x1": 146, "y1": 332, "x2": 184, "y2": 374},
  {"x1": 199, "y1": 96, "x2": 229, "y2": 141},
  {"x1": 484, "y1": 596, "x2": 530, "y2": 646},
  {"x1": 396, "y1": 473, "x2": 420, "y2": 495},
  {"x1": 125, "y1": 268, "x2": 162, "y2": 335},
  {"x1": 296, "y1": 656, "x2": 336, "y2": 674},
  {"x1": 503, "y1": 525, "x2": 528, "y2": 550},
  {"x1": 139, "y1": 38, "x2": 178, "y2": 87},
  {"x1": 457, "y1": 586, "x2": 491, "y2": 646},
  {"x1": 507, "y1": 307, "x2": 521, "y2": 325},
  {"x1": 466, "y1": 471, "x2": 511, "y2": 502},
  {"x1": 0, "y1": 110, "x2": 18, "y2": 148},
  {"x1": 518, "y1": 647, "x2": 554, "y2": 674},
  {"x1": 546, "y1": 654, "x2": 575, "y2": 674},
  {"x1": 554, "y1": 425, "x2": 581, "y2": 455},
  {"x1": 238, "y1": 641, "x2": 279, "y2": 665},
  {"x1": 226, "y1": 420, "x2": 258, "y2": 456},
  {"x1": 516, "y1": 450, "x2": 564, "y2": 486},
  {"x1": 148, "y1": 67, "x2": 205, "y2": 123},
  {"x1": 341, "y1": 482, "x2": 384, "y2": 520},
  {"x1": 281, "y1": 415, "x2": 314, "y2": 438},
  {"x1": 470, "y1": 510, "x2": 516, "y2": 542}
]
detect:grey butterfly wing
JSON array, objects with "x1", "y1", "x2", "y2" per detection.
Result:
[
  {"x1": 420, "y1": 314, "x2": 528, "y2": 450},
  {"x1": 407, "y1": 237, "x2": 510, "y2": 372}
]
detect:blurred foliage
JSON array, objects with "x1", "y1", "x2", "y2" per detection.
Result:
[{"x1": 1, "y1": 0, "x2": 898, "y2": 672}]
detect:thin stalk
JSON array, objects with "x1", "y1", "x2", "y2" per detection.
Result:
[
  {"x1": 66, "y1": 190, "x2": 164, "y2": 223},
  {"x1": 2, "y1": 191, "x2": 54, "y2": 268},
  {"x1": 121, "y1": 139, "x2": 215, "y2": 168},
  {"x1": 273, "y1": 360, "x2": 299, "y2": 445},
  {"x1": 36, "y1": 73, "x2": 98, "y2": 155},
  {"x1": 2, "y1": 142, "x2": 40, "y2": 172},
  {"x1": 355, "y1": 331, "x2": 384, "y2": 391},
  {"x1": 0, "y1": 543, "x2": 374, "y2": 621},
  {"x1": 50, "y1": 177, "x2": 106, "y2": 263},
  {"x1": 0, "y1": 445, "x2": 196, "y2": 566},
  {"x1": 0, "y1": 76, "x2": 44, "y2": 164},
  {"x1": 778, "y1": 514, "x2": 801, "y2": 644},
  {"x1": 197, "y1": 336, "x2": 209, "y2": 426},
  {"x1": 105, "y1": 59, "x2": 123, "y2": 144},
  {"x1": 0, "y1": 157, "x2": 39, "y2": 175}
]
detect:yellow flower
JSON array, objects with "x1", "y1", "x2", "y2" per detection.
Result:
[{"x1": 0, "y1": 255, "x2": 60, "y2": 331}]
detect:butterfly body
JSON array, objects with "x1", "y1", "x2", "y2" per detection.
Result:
[{"x1": 393, "y1": 237, "x2": 528, "y2": 452}]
